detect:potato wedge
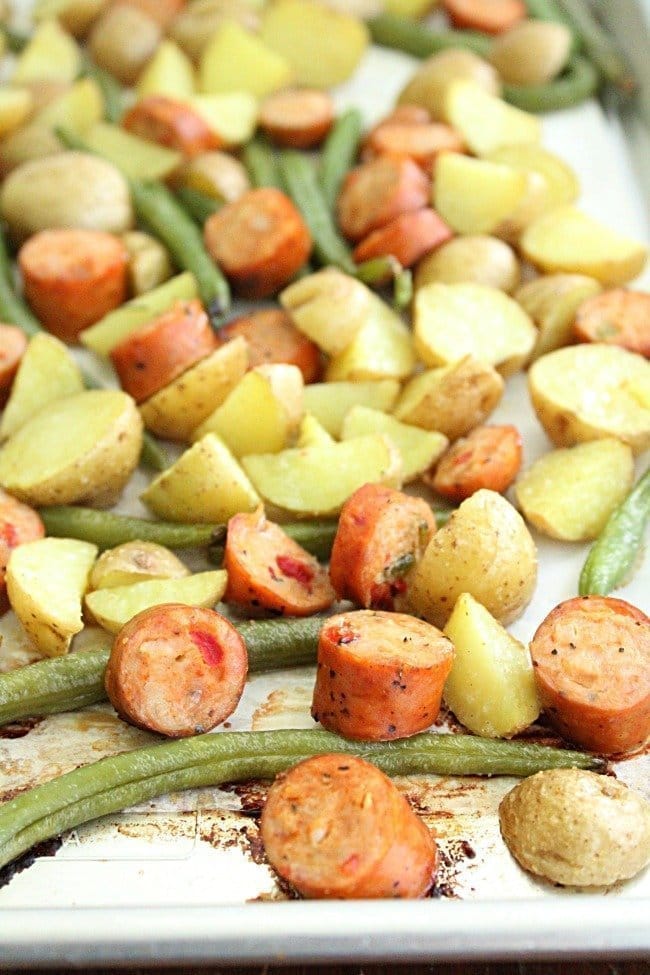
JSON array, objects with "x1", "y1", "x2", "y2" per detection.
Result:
[
  {"x1": 488, "y1": 20, "x2": 571, "y2": 86},
  {"x1": 33, "y1": 0, "x2": 107, "y2": 36},
  {"x1": 85, "y1": 570, "x2": 227, "y2": 634},
  {"x1": 89, "y1": 541, "x2": 190, "y2": 590},
  {"x1": 487, "y1": 144, "x2": 579, "y2": 239},
  {"x1": 402, "y1": 489, "x2": 537, "y2": 628},
  {"x1": 121, "y1": 231, "x2": 173, "y2": 297},
  {"x1": 303, "y1": 380, "x2": 400, "y2": 437},
  {"x1": 415, "y1": 235, "x2": 520, "y2": 294},
  {"x1": 0, "y1": 88, "x2": 35, "y2": 138},
  {"x1": 188, "y1": 93, "x2": 258, "y2": 148},
  {"x1": 136, "y1": 39, "x2": 195, "y2": 99},
  {"x1": 520, "y1": 206, "x2": 648, "y2": 286},
  {"x1": 80, "y1": 272, "x2": 198, "y2": 356},
  {"x1": 140, "y1": 336, "x2": 248, "y2": 442},
  {"x1": 443, "y1": 80, "x2": 541, "y2": 157},
  {"x1": 394, "y1": 356, "x2": 504, "y2": 441},
  {"x1": 0, "y1": 124, "x2": 63, "y2": 176},
  {"x1": 414, "y1": 283, "x2": 536, "y2": 377},
  {"x1": 199, "y1": 20, "x2": 293, "y2": 98},
  {"x1": 260, "y1": 0, "x2": 369, "y2": 88},
  {"x1": 515, "y1": 439, "x2": 635, "y2": 541},
  {"x1": 34, "y1": 76, "x2": 104, "y2": 132},
  {"x1": 433, "y1": 153, "x2": 527, "y2": 236},
  {"x1": 296, "y1": 413, "x2": 335, "y2": 449},
  {"x1": 82, "y1": 121, "x2": 183, "y2": 182},
  {"x1": 242, "y1": 434, "x2": 402, "y2": 517},
  {"x1": 514, "y1": 273, "x2": 603, "y2": 361},
  {"x1": 171, "y1": 0, "x2": 261, "y2": 61},
  {"x1": 341, "y1": 406, "x2": 448, "y2": 483},
  {"x1": 443, "y1": 591, "x2": 541, "y2": 738},
  {"x1": 528, "y1": 344, "x2": 650, "y2": 455},
  {"x1": 141, "y1": 433, "x2": 260, "y2": 523},
  {"x1": 178, "y1": 150, "x2": 251, "y2": 204},
  {"x1": 324, "y1": 298, "x2": 417, "y2": 383},
  {"x1": 280, "y1": 269, "x2": 373, "y2": 357},
  {"x1": 192, "y1": 364, "x2": 303, "y2": 456},
  {"x1": 12, "y1": 19, "x2": 81, "y2": 84},
  {"x1": 6, "y1": 537, "x2": 97, "y2": 657},
  {"x1": 0, "y1": 390, "x2": 142, "y2": 508},
  {"x1": 398, "y1": 48, "x2": 501, "y2": 120},
  {"x1": 0, "y1": 333, "x2": 84, "y2": 442}
]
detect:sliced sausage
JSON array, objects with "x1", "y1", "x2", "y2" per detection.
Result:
[
  {"x1": 204, "y1": 188, "x2": 312, "y2": 299},
  {"x1": 574, "y1": 289, "x2": 650, "y2": 358},
  {"x1": 442, "y1": 0, "x2": 526, "y2": 34},
  {"x1": 109, "y1": 298, "x2": 218, "y2": 403},
  {"x1": 311, "y1": 609, "x2": 455, "y2": 741},
  {"x1": 259, "y1": 88, "x2": 334, "y2": 149},
  {"x1": 218, "y1": 308, "x2": 322, "y2": 383},
  {"x1": 123, "y1": 95, "x2": 221, "y2": 158},
  {"x1": 0, "y1": 324, "x2": 27, "y2": 407},
  {"x1": 352, "y1": 208, "x2": 453, "y2": 268},
  {"x1": 329, "y1": 483, "x2": 436, "y2": 610},
  {"x1": 261, "y1": 752, "x2": 438, "y2": 898},
  {"x1": 530, "y1": 596, "x2": 650, "y2": 754},
  {"x1": 362, "y1": 118, "x2": 465, "y2": 173},
  {"x1": 224, "y1": 508, "x2": 335, "y2": 617},
  {"x1": 0, "y1": 488, "x2": 45, "y2": 613},
  {"x1": 104, "y1": 603, "x2": 248, "y2": 738},
  {"x1": 426, "y1": 423, "x2": 523, "y2": 502},
  {"x1": 18, "y1": 229, "x2": 129, "y2": 343},
  {"x1": 336, "y1": 156, "x2": 430, "y2": 242}
]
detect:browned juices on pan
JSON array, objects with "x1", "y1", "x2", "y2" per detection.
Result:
[
  {"x1": 311, "y1": 610, "x2": 455, "y2": 741},
  {"x1": 261, "y1": 753, "x2": 438, "y2": 898},
  {"x1": 224, "y1": 508, "x2": 335, "y2": 617},
  {"x1": 109, "y1": 298, "x2": 218, "y2": 403},
  {"x1": 0, "y1": 488, "x2": 45, "y2": 613},
  {"x1": 336, "y1": 156, "x2": 430, "y2": 242},
  {"x1": 530, "y1": 595, "x2": 650, "y2": 754},
  {"x1": 352, "y1": 208, "x2": 453, "y2": 268},
  {"x1": 259, "y1": 88, "x2": 334, "y2": 149},
  {"x1": 123, "y1": 95, "x2": 221, "y2": 157},
  {"x1": 18, "y1": 229, "x2": 129, "y2": 342},
  {"x1": 105, "y1": 603, "x2": 248, "y2": 738},
  {"x1": 218, "y1": 308, "x2": 322, "y2": 383},
  {"x1": 426, "y1": 423, "x2": 523, "y2": 502},
  {"x1": 0, "y1": 324, "x2": 27, "y2": 406},
  {"x1": 329, "y1": 483, "x2": 436, "y2": 610},
  {"x1": 204, "y1": 188, "x2": 312, "y2": 299},
  {"x1": 573, "y1": 289, "x2": 650, "y2": 358}
]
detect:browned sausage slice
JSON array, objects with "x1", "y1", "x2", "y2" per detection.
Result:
[
  {"x1": 336, "y1": 156, "x2": 430, "y2": 242},
  {"x1": 0, "y1": 488, "x2": 45, "y2": 613},
  {"x1": 261, "y1": 752, "x2": 438, "y2": 898},
  {"x1": 259, "y1": 88, "x2": 334, "y2": 149},
  {"x1": 104, "y1": 603, "x2": 248, "y2": 737},
  {"x1": 218, "y1": 308, "x2": 322, "y2": 383}
]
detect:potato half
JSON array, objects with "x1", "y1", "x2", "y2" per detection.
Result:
[
  {"x1": 0, "y1": 390, "x2": 143, "y2": 507},
  {"x1": 89, "y1": 541, "x2": 190, "y2": 590}
]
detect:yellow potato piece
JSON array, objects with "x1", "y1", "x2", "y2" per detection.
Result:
[
  {"x1": 515, "y1": 439, "x2": 635, "y2": 541},
  {"x1": 520, "y1": 206, "x2": 648, "y2": 286},
  {"x1": 414, "y1": 283, "x2": 536, "y2": 377},
  {"x1": 188, "y1": 93, "x2": 258, "y2": 148},
  {"x1": 341, "y1": 406, "x2": 447, "y2": 483},
  {"x1": 0, "y1": 88, "x2": 34, "y2": 138},
  {"x1": 515, "y1": 273, "x2": 602, "y2": 361},
  {"x1": 85, "y1": 570, "x2": 227, "y2": 635},
  {"x1": 0, "y1": 123, "x2": 62, "y2": 175},
  {"x1": 487, "y1": 144, "x2": 579, "y2": 238},
  {"x1": 7, "y1": 538, "x2": 98, "y2": 658},
  {"x1": 140, "y1": 337, "x2": 248, "y2": 442},
  {"x1": 193, "y1": 364, "x2": 303, "y2": 456},
  {"x1": 121, "y1": 231, "x2": 173, "y2": 297},
  {"x1": 35, "y1": 77, "x2": 104, "y2": 132},
  {"x1": 33, "y1": 0, "x2": 107, "y2": 36},
  {"x1": 89, "y1": 541, "x2": 190, "y2": 590},
  {"x1": 141, "y1": 433, "x2": 260, "y2": 523},
  {"x1": 325, "y1": 297, "x2": 416, "y2": 382},
  {"x1": 260, "y1": 0, "x2": 368, "y2": 88},
  {"x1": 443, "y1": 592, "x2": 540, "y2": 738},
  {"x1": 398, "y1": 49, "x2": 501, "y2": 121},
  {"x1": 415, "y1": 235, "x2": 520, "y2": 294},
  {"x1": 528, "y1": 344, "x2": 650, "y2": 455},
  {"x1": 281, "y1": 269, "x2": 373, "y2": 357},
  {"x1": 199, "y1": 20, "x2": 293, "y2": 98},
  {"x1": 81, "y1": 121, "x2": 183, "y2": 182},
  {"x1": 296, "y1": 413, "x2": 335, "y2": 449},
  {"x1": 242, "y1": 434, "x2": 402, "y2": 517},
  {"x1": 444, "y1": 80, "x2": 541, "y2": 157},
  {"x1": 12, "y1": 19, "x2": 81, "y2": 84},
  {"x1": 303, "y1": 380, "x2": 400, "y2": 437},
  {"x1": 136, "y1": 40, "x2": 196, "y2": 99},
  {"x1": 0, "y1": 333, "x2": 84, "y2": 441},
  {"x1": 434, "y1": 153, "x2": 527, "y2": 236}
]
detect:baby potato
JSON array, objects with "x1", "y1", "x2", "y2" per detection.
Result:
[
  {"x1": 88, "y1": 4, "x2": 161, "y2": 85},
  {"x1": 415, "y1": 235, "x2": 520, "y2": 294},
  {"x1": 499, "y1": 769, "x2": 650, "y2": 887},
  {"x1": 89, "y1": 541, "x2": 190, "y2": 590},
  {"x1": 398, "y1": 49, "x2": 502, "y2": 121},
  {"x1": 528, "y1": 344, "x2": 650, "y2": 455},
  {"x1": 402, "y1": 489, "x2": 537, "y2": 628},
  {"x1": 515, "y1": 439, "x2": 635, "y2": 541}
]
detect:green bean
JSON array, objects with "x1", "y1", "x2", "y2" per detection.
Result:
[
  {"x1": 579, "y1": 468, "x2": 650, "y2": 597},
  {"x1": 278, "y1": 150, "x2": 357, "y2": 275},
  {"x1": 355, "y1": 257, "x2": 414, "y2": 309},
  {"x1": 318, "y1": 108, "x2": 363, "y2": 212},
  {"x1": 139, "y1": 433, "x2": 169, "y2": 472},
  {"x1": 0, "y1": 24, "x2": 29, "y2": 53},
  {"x1": 0, "y1": 616, "x2": 323, "y2": 727},
  {"x1": 0, "y1": 225, "x2": 41, "y2": 337},
  {"x1": 79, "y1": 54, "x2": 125, "y2": 124},
  {"x1": 556, "y1": 0, "x2": 636, "y2": 95},
  {"x1": 504, "y1": 55, "x2": 599, "y2": 111},
  {"x1": 368, "y1": 13, "x2": 491, "y2": 59},
  {"x1": 39, "y1": 506, "x2": 226, "y2": 550},
  {"x1": 0, "y1": 727, "x2": 604, "y2": 870},
  {"x1": 176, "y1": 186, "x2": 222, "y2": 226},
  {"x1": 242, "y1": 135, "x2": 282, "y2": 189}
]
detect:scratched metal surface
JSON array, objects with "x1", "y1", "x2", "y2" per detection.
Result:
[{"x1": 0, "y1": 1, "x2": 649, "y2": 964}]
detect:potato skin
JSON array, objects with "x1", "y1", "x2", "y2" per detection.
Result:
[
  {"x1": 499, "y1": 769, "x2": 650, "y2": 887},
  {"x1": 402, "y1": 489, "x2": 537, "y2": 628}
]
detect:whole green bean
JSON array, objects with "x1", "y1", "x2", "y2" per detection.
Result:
[
  {"x1": 0, "y1": 727, "x2": 604, "y2": 870},
  {"x1": 318, "y1": 108, "x2": 363, "y2": 212},
  {"x1": 503, "y1": 55, "x2": 599, "y2": 111},
  {"x1": 39, "y1": 507, "x2": 226, "y2": 550},
  {"x1": 556, "y1": 0, "x2": 636, "y2": 94},
  {"x1": 242, "y1": 135, "x2": 282, "y2": 189},
  {"x1": 176, "y1": 186, "x2": 222, "y2": 226},
  {"x1": 579, "y1": 468, "x2": 650, "y2": 597},
  {"x1": 0, "y1": 616, "x2": 323, "y2": 727},
  {"x1": 368, "y1": 13, "x2": 491, "y2": 59},
  {"x1": 278, "y1": 150, "x2": 357, "y2": 275}
]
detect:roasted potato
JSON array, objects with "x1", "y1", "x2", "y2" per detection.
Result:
[
  {"x1": 88, "y1": 4, "x2": 161, "y2": 84},
  {"x1": 170, "y1": 0, "x2": 261, "y2": 62},
  {"x1": 398, "y1": 48, "x2": 502, "y2": 120},
  {"x1": 121, "y1": 231, "x2": 173, "y2": 296},
  {"x1": 303, "y1": 380, "x2": 400, "y2": 437},
  {"x1": 434, "y1": 153, "x2": 527, "y2": 236},
  {"x1": 443, "y1": 81, "x2": 541, "y2": 157},
  {"x1": 89, "y1": 541, "x2": 190, "y2": 590},
  {"x1": 340, "y1": 406, "x2": 448, "y2": 483},
  {"x1": 199, "y1": 20, "x2": 293, "y2": 98},
  {"x1": 414, "y1": 235, "x2": 520, "y2": 294},
  {"x1": 514, "y1": 273, "x2": 602, "y2": 361},
  {"x1": 499, "y1": 769, "x2": 650, "y2": 887},
  {"x1": 488, "y1": 19, "x2": 572, "y2": 86}
]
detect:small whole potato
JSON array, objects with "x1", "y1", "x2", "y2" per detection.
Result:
[
  {"x1": 398, "y1": 48, "x2": 502, "y2": 120},
  {"x1": 499, "y1": 769, "x2": 650, "y2": 887},
  {"x1": 415, "y1": 235, "x2": 521, "y2": 294},
  {"x1": 0, "y1": 152, "x2": 133, "y2": 243},
  {"x1": 489, "y1": 19, "x2": 572, "y2": 86}
]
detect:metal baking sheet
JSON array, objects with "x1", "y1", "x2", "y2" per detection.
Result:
[{"x1": 1, "y1": 2, "x2": 649, "y2": 965}]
